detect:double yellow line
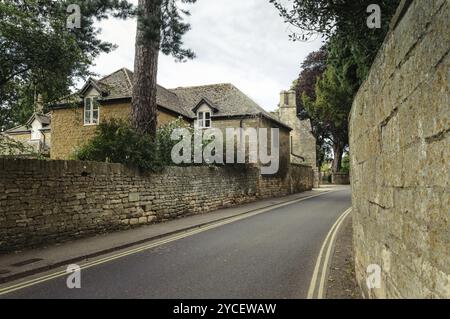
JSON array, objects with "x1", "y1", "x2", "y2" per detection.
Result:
[
  {"x1": 0, "y1": 191, "x2": 335, "y2": 297},
  {"x1": 307, "y1": 207, "x2": 352, "y2": 299}
]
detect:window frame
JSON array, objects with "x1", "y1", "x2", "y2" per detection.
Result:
[
  {"x1": 197, "y1": 111, "x2": 211, "y2": 129},
  {"x1": 84, "y1": 97, "x2": 100, "y2": 126}
]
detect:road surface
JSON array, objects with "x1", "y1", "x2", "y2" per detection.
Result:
[{"x1": 1, "y1": 187, "x2": 351, "y2": 299}]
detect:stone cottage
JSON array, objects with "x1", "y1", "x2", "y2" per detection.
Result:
[
  {"x1": 3, "y1": 112, "x2": 51, "y2": 155},
  {"x1": 48, "y1": 68, "x2": 293, "y2": 168},
  {"x1": 4, "y1": 68, "x2": 319, "y2": 177}
]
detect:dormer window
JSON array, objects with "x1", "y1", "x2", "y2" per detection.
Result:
[
  {"x1": 193, "y1": 98, "x2": 218, "y2": 129},
  {"x1": 198, "y1": 111, "x2": 211, "y2": 128},
  {"x1": 84, "y1": 97, "x2": 99, "y2": 125}
]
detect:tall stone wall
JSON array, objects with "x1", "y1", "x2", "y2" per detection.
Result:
[
  {"x1": 0, "y1": 159, "x2": 313, "y2": 253},
  {"x1": 350, "y1": 1, "x2": 449, "y2": 298}
]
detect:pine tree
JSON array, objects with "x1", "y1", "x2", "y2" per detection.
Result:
[{"x1": 132, "y1": 0, "x2": 196, "y2": 136}]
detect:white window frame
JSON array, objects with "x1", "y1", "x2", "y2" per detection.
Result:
[
  {"x1": 30, "y1": 120, "x2": 42, "y2": 140},
  {"x1": 197, "y1": 111, "x2": 211, "y2": 129},
  {"x1": 84, "y1": 97, "x2": 100, "y2": 125}
]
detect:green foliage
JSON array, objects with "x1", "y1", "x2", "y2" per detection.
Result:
[
  {"x1": 278, "y1": 1, "x2": 401, "y2": 171},
  {"x1": 0, "y1": 83, "x2": 36, "y2": 132},
  {"x1": 139, "y1": 0, "x2": 197, "y2": 62},
  {"x1": 74, "y1": 118, "x2": 189, "y2": 171},
  {"x1": 0, "y1": 0, "x2": 196, "y2": 134},
  {"x1": 270, "y1": 0, "x2": 400, "y2": 81},
  {"x1": 132, "y1": 0, "x2": 197, "y2": 136},
  {"x1": 0, "y1": 0, "x2": 135, "y2": 130},
  {"x1": 292, "y1": 45, "x2": 329, "y2": 168},
  {"x1": 341, "y1": 153, "x2": 350, "y2": 174},
  {"x1": 313, "y1": 65, "x2": 353, "y2": 139},
  {"x1": 0, "y1": 134, "x2": 42, "y2": 158},
  {"x1": 301, "y1": 57, "x2": 355, "y2": 172}
]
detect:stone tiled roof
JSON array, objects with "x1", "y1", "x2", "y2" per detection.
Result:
[
  {"x1": 53, "y1": 68, "x2": 290, "y2": 128},
  {"x1": 95, "y1": 68, "x2": 132, "y2": 98},
  {"x1": 5, "y1": 113, "x2": 51, "y2": 134},
  {"x1": 94, "y1": 68, "x2": 191, "y2": 118},
  {"x1": 27, "y1": 113, "x2": 51, "y2": 126},
  {"x1": 4, "y1": 124, "x2": 30, "y2": 134},
  {"x1": 170, "y1": 84, "x2": 287, "y2": 127}
]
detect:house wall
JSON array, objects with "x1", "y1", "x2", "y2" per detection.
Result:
[
  {"x1": 0, "y1": 158, "x2": 313, "y2": 252},
  {"x1": 350, "y1": 0, "x2": 449, "y2": 298},
  {"x1": 6, "y1": 133, "x2": 31, "y2": 143},
  {"x1": 277, "y1": 90, "x2": 317, "y2": 167},
  {"x1": 30, "y1": 120, "x2": 42, "y2": 141},
  {"x1": 211, "y1": 116, "x2": 291, "y2": 176},
  {"x1": 50, "y1": 103, "x2": 181, "y2": 159},
  {"x1": 4, "y1": 131, "x2": 50, "y2": 155},
  {"x1": 42, "y1": 131, "x2": 51, "y2": 149}
]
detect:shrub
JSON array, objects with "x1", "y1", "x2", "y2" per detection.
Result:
[
  {"x1": 74, "y1": 118, "x2": 186, "y2": 171},
  {"x1": 341, "y1": 153, "x2": 350, "y2": 174}
]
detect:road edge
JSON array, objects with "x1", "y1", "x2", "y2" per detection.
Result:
[{"x1": 307, "y1": 207, "x2": 352, "y2": 299}]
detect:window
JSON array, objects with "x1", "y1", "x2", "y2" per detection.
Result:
[
  {"x1": 84, "y1": 97, "x2": 99, "y2": 125},
  {"x1": 197, "y1": 111, "x2": 211, "y2": 128},
  {"x1": 30, "y1": 120, "x2": 42, "y2": 140}
]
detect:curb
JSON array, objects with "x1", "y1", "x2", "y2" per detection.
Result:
[{"x1": 307, "y1": 207, "x2": 352, "y2": 299}]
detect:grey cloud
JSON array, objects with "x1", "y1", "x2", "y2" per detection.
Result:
[{"x1": 91, "y1": 0, "x2": 323, "y2": 111}]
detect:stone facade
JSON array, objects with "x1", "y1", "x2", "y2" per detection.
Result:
[
  {"x1": 205, "y1": 115, "x2": 291, "y2": 172},
  {"x1": 350, "y1": 1, "x2": 449, "y2": 298},
  {"x1": 0, "y1": 158, "x2": 313, "y2": 253},
  {"x1": 277, "y1": 90, "x2": 317, "y2": 166},
  {"x1": 50, "y1": 103, "x2": 182, "y2": 159},
  {"x1": 275, "y1": 90, "x2": 319, "y2": 187},
  {"x1": 5, "y1": 132, "x2": 31, "y2": 143},
  {"x1": 332, "y1": 173, "x2": 350, "y2": 185}
]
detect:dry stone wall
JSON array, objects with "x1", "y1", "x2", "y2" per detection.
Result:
[
  {"x1": 0, "y1": 159, "x2": 313, "y2": 253},
  {"x1": 350, "y1": 0, "x2": 449, "y2": 298}
]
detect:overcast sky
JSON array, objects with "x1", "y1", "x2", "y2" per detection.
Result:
[{"x1": 92, "y1": 0, "x2": 323, "y2": 111}]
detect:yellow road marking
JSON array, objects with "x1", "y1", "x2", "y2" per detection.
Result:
[
  {"x1": 0, "y1": 190, "x2": 338, "y2": 296},
  {"x1": 317, "y1": 208, "x2": 352, "y2": 298},
  {"x1": 307, "y1": 207, "x2": 352, "y2": 299}
]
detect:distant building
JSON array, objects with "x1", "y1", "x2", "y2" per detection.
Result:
[
  {"x1": 273, "y1": 90, "x2": 319, "y2": 186},
  {"x1": 3, "y1": 112, "x2": 51, "y2": 156}
]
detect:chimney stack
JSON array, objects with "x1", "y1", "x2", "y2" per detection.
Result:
[{"x1": 279, "y1": 90, "x2": 296, "y2": 108}]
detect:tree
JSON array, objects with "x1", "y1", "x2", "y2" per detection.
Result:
[
  {"x1": 272, "y1": 0, "x2": 401, "y2": 172},
  {"x1": 270, "y1": 0, "x2": 401, "y2": 81},
  {"x1": 292, "y1": 46, "x2": 329, "y2": 168},
  {"x1": 132, "y1": 0, "x2": 196, "y2": 136},
  {"x1": 302, "y1": 50, "x2": 356, "y2": 173},
  {"x1": 0, "y1": 0, "x2": 135, "y2": 131}
]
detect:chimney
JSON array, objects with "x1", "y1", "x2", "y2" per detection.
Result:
[
  {"x1": 35, "y1": 94, "x2": 44, "y2": 113},
  {"x1": 279, "y1": 90, "x2": 296, "y2": 108}
]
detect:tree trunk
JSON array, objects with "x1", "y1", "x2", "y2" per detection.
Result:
[
  {"x1": 332, "y1": 144, "x2": 343, "y2": 173},
  {"x1": 131, "y1": 0, "x2": 161, "y2": 137}
]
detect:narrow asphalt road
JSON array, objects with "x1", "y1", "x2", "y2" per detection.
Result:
[{"x1": 2, "y1": 187, "x2": 351, "y2": 299}]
